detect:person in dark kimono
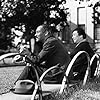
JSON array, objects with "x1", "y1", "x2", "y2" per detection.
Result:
[
  {"x1": 16, "y1": 24, "x2": 70, "y2": 83},
  {"x1": 70, "y1": 27, "x2": 97, "y2": 80}
]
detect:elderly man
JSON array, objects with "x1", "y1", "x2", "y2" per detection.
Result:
[{"x1": 16, "y1": 24, "x2": 70, "y2": 83}]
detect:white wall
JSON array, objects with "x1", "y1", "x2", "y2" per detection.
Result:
[
  {"x1": 86, "y1": 7, "x2": 94, "y2": 43},
  {"x1": 68, "y1": 1, "x2": 78, "y2": 31},
  {"x1": 68, "y1": 1, "x2": 94, "y2": 43}
]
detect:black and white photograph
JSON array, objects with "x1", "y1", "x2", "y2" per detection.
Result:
[{"x1": 0, "y1": 0, "x2": 100, "y2": 100}]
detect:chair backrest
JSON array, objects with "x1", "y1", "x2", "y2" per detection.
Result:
[
  {"x1": 31, "y1": 51, "x2": 90, "y2": 100},
  {"x1": 60, "y1": 51, "x2": 90, "y2": 93},
  {"x1": 90, "y1": 53, "x2": 100, "y2": 77},
  {"x1": 0, "y1": 53, "x2": 19, "y2": 61},
  {"x1": 39, "y1": 64, "x2": 60, "y2": 82}
]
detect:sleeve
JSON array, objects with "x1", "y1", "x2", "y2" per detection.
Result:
[
  {"x1": 70, "y1": 44, "x2": 88, "y2": 73},
  {"x1": 37, "y1": 40, "x2": 56, "y2": 64},
  {"x1": 70, "y1": 47, "x2": 80, "y2": 59},
  {"x1": 70, "y1": 43, "x2": 85, "y2": 58}
]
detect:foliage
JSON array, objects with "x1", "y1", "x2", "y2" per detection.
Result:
[
  {"x1": 0, "y1": 0, "x2": 69, "y2": 29},
  {"x1": 0, "y1": 0, "x2": 69, "y2": 49},
  {"x1": 93, "y1": 1, "x2": 100, "y2": 24}
]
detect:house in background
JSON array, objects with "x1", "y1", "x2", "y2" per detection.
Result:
[{"x1": 65, "y1": 0, "x2": 100, "y2": 53}]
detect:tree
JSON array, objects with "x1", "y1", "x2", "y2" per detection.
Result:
[
  {"x1": 0, "y1": 0, "x2": 69, "y2": 48},
  {"x1": 93, "y1": 1, "x2": 100, "y2": 24}
]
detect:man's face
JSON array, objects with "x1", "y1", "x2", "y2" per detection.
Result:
[
  {"x1": 72, "y1": 30, "x2": 81, "y2": 44},
  {"x1": 35, "y1": 26, "x2": 45, "y2": 42}
]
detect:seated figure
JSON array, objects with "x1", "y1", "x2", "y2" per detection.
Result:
[
  {"x1": 69, "y1": 27, "x2": 97, "y2": 80},
  {"x1": 15, "y1": 24, "x2": 70, "y2": 84}
]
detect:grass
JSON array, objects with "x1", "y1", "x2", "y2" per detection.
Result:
[
  {"x1": 0, "y1": 66, "x2": 25, "y2": 94},
  {"x1": 1, "y1": 65, "x2": 100, "y2": 100},
  {"x1": 43, "y1": 77, "x2": 100, "y2": 100}
]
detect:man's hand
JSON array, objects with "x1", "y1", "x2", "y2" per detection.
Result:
[{"x1": 21, "y1": 47, "x2": 31, "y2": 58}]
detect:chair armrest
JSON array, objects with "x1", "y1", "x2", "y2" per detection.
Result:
[
  {"x1": 0, "y1": 53, "x2": 19, "y2": 61},
  {"x1": 40, "y1": 64, "x2": 60, "y2": 82},
  {"x1": 66, "y1": 51, "x2": 90, "y2": 77},
  {"x1": 90, "y1": 53, "x2": 100, "y2": 77},
  {"x1": 90, "y1": 53, "x2": 99, "y2": 66},
  {"x1": 60, "y1": 51, "x2": 90, "y2": 94}
]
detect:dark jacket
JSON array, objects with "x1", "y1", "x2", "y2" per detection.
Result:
[
  {"x1": 36, "y1": 36, "x2": 70, "y2": 83},
  {"x1": 17, "y1": 36, "x2": 70, "y2": 83},
  {"x1": 34, "y1": 41, "x2": 43, "y2": 56},
  {"x1": 38, "y1": 36, "x2": 70, "y2": 68},
  {"x1": 70, "y1": 41, "x2": 96, "y2": 80}
]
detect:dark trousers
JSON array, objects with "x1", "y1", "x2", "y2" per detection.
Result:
[
  {"x1": 15, "y1": 64, "x2": 64, "y2": 84},
  {"x1": 16, "y1": 65, "x2": 44, "y2": 83}
]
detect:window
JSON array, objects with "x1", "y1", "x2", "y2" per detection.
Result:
[{"x1": 74, "y1": 0, "x2": 90, "y2": 2}]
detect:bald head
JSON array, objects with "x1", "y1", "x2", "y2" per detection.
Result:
[
  {"x1": 35, "y1": 24, "x2": 51, "y2": 42},
  {"x1": 36, "y1": 25, "x2": 44, "y2": 32}
]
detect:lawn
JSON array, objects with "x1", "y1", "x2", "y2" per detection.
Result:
[
  {"x1": 44, "y1": 77, "x2": 100, "y2": 100},
  {"x1": 0, "y1": 65, "x2": 100, "y2": 100},
  {"x1": 0, "y1": 66, "x2": 25, "y2": 94}
]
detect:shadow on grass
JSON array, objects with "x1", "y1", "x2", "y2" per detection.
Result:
[{"x1": 43, "y1": 77, "x2": 100, "y2": 100}]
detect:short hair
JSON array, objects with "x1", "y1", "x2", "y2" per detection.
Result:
[
  {"x1": 72, "y1": 27, "x2": 86, "y2": 39},
  {"x1": 50, "y1": 26, "x2": 58, "y2": 33},
  {"x1": 39, "y1": 24, "x2": 52, "y2": 35}
]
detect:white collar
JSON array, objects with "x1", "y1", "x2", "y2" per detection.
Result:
[{"x1": 75, "y1": 39, "x2": 87, "y2": 48}]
